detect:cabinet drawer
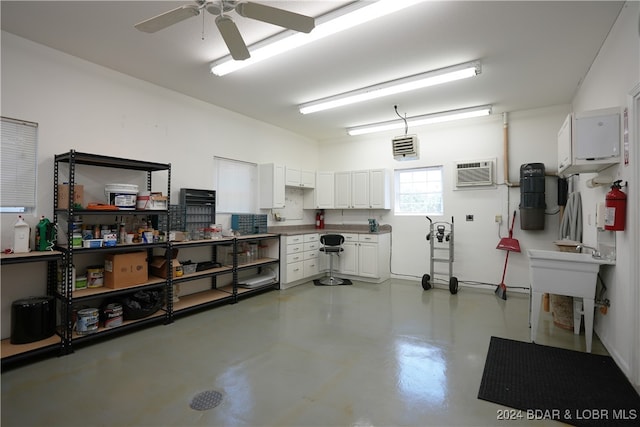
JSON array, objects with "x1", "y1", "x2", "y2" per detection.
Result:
[
  {"x1": 286, "y1": 261, "x2": 304, "y2": 282},
  {"x1": 342, "y1": 233, "x2": 358, "y2": 242},
  {"x1": 287, "y1": 253, "x2": 304, "y2": 264},
  {"x1": 287, "y1": 235, "x2": 304, "y2": 245},
  {"x1": 286, "y1": 243, "x2": 303, "y2": 255},
  {"x1": 358, "y1": 234, "x2": 378, "y2": 243},
  {"x1": 304, "y1": 241, "x2": 319, "y2": 252},
  {"x1": 304, "y1": 233, "x2": 319, "y2": 242},
  {"x1": 304, "y1": 259, "x2": 319, "y2": 276},
  {"x1": 304, "y1": 250, "x2": 318, "y2": 261}
]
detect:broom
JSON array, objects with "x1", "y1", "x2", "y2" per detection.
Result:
[{"x1": 495, "y1": 211, "x2": 521, "y2": 300}]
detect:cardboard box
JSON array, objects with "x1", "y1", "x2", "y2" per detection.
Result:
[
  {"x1": 58, "y1": 184, "x2": 84, "y2": 209},
  {"x1": 149, "y1": 248, "x2": 181, "y2": 279},
  {"x1": 104, "y1": 251, "x2": 148, "y2": 288}
]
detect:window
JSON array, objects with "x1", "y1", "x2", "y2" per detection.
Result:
[
  {"x1": 394, "y1": 166, "x2": 443, "y2": 215},
  {"x1": 1, "y1": 117, "x2": 38, "y2": 213}
]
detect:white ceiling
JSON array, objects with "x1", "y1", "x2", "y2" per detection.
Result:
[{"x1": 1, "y1": 1, "x2": 625, "y2": 141}]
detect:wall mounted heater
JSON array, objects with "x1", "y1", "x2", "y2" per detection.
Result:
[
  {"x1": 455, "y1": 159, "x2": 495, "y2": 187},
  {"x1": 392, "y1": 135, "x2": 419, "y2": 161}
]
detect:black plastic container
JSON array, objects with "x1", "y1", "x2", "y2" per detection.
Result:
[{"x1": 11, "y1": 296, "x2": 56, "y2": 344}]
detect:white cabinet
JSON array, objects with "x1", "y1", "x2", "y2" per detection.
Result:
[
  {"x1": 280, "y1": 233, "x2": 320, "y2": 289},
  {"x1": 334, "y1": 233, "x2": 390, "y2": 282},
  {"x1": 334, "y1": 171, "x2": 352, "y2": 209},
  {"x1": 334, "y1": 169, "x2": 390, "y2": 209},
  {"x1": 259, "y1": 163, "x2": 285, "y2": 209},
  {"x1": 304, "y1": 171, "x2": 334, "y2": 209},
  {"x1": 285, "y1": 167, "x2": 316, "y2": 188},
  {"x1": 369, "y1": 169, "x2": 391, "y2": 209},
  {"x1": 558, "y1": 107, "x2": 620, "y2": 177}
]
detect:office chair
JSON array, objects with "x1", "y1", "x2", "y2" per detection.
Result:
[{"x1": 319, "y1": 234, "x2": 345, "y2": 285}]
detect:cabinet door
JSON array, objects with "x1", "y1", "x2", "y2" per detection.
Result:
[
  {"x1": 285, "y1": 167, "x2": 301, "y2": 187},
  {"x1": 369, "y1": 169, "x2": 390, "y2": 209},
  {"x1": 339, "y1": 241, "x2": 358, "y2": 275},
  {"x1": 358, "y1": 242, "x2": 379, "y2": 278},
  {"x1": 301, "y1": 170, "x2": 315, "y2": 188},
  {"x1": 351, "y1": 170, "x2": 370, "y2": 209},
  {"x1": 557, "y1": 114, "x2": 572, "y2": 174},
  {"x1": 334, "y1": 171, "x2": 352, "y2": 209},
  {"x1": 274, "y1": 165, "x2": 286, "y2": 207},
  {"x1": 303, "y1": 171, "x2": 333, "y2": 209},
  {"x1": 259, "y1": 163, "x2": 285, "y2": 208}
]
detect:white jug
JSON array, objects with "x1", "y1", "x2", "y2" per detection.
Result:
[{"x1": 13, "y1": 215, "x2": 31, "y2": 253}]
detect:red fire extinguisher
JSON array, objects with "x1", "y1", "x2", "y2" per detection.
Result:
[
  {"x1": 605, "y1": 180, "x2": 626, "y2": 231},
  {"x1": 315, "y1": 211, "x2": 321, "y2": 229},
  {"x1": 319, "y1": 209, "x2": 325, "y2": 229}
]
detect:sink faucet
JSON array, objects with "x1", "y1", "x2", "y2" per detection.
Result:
[{"x1": 577, "y1": 244, "x2": 601, "y2": 257}]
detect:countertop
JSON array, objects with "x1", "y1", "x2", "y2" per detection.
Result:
[{"x1": 267, "y1": 224, "x2": 391, "y2": 236}]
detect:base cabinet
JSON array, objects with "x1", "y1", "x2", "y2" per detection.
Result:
[
  {"x1": 280, "y1": 233, "x2": 319, "y2": 289},
  {"x1": 336, "y1": 233, "x2": 390, "y2": 282}
]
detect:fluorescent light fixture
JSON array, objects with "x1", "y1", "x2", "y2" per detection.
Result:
[
  {"x1": 347, "y1": 105, "x2": 493, "y2": 136},
  {"x1": 299, "y1": 61, "x2": 481, "y2": 114},
  {"x1": 210, "y1": 0, "x2": 423, "y2": 76}
]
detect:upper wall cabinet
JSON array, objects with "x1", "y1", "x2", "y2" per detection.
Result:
[
  {"x1": 303, "y1": 171, "x2": 334, "y2": 209},
  {"x1": 285, "y1": 167, "x2": 315, "y2": 188},
  {"x1": 558, "y1": 107, "x2": 621, "y2": 177},
  {"x1": 259, "y1": 163, "x2": 285, "y2": 209},
  {"x1": 335, "y1": 169, "x2": 390, "y2": 210}
]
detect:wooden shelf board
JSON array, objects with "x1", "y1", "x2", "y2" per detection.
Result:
[
  {"x1": 71, "y1": 277, "x2": 166, "y2": 298},
  {"x1": 1, "y1": 335, "x2": 61, "y2": 359},
  {"x1": 71, "y1": 311, "x2": 166, "y2": 340},
  {"x1": 173, "y1": 289, "x2": 234, "y2": 311}
]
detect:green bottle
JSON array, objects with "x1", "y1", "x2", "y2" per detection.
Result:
[{"x1": 36, "y1": 216, "x2": 51, "y2": 251}]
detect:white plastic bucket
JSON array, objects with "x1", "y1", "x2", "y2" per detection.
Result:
[{"x1": 105, "y1": 184, "x2": 138, "y2": 210}]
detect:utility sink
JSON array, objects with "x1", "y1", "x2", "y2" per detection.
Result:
[{"x1": 527, "y1": 249, "x2": 614, "y2": 353}]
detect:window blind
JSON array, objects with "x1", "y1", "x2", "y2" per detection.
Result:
[
  {"x1": 1, "y1": 117, "x2": 38, "y2": 210},
  {"x1": 214, "y1": 156, "x2": 257, "y2": 214}
]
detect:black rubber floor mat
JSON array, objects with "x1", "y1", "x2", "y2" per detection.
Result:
[
  {"x1": 478, "y1": 336, "x2": 640, "y2": 426},
  {"x1": 313, "y1": 278, "x2": 352, "y2": 286}
]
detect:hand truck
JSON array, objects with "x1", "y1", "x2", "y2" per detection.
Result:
[{"x1": 422, "y1": 216, "x2": 458, "y2": 294}]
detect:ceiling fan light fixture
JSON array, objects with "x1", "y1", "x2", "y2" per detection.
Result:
[
  {"x1": 298, "y1": 61, "x2": 481, "y2": 115},
  {"x1": 210, "y1": 0, "x2": 423, "y2": 76},
  {"x1": 347, "y1": 105, "x2": 493, "y2": 136}
]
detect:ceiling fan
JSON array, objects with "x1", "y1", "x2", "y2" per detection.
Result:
[{"x1": 134, "y1": 0, "x2": 315, "y2": 61}]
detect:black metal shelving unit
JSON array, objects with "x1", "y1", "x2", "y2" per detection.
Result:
[
  {"x1": 1, "y1": 251, "x2": 64, "y2": 370},
  {"x1": 3, "y1": 150, "x2": 282, "y2": 369},
  {"x1": 53, "y1": 150, "x2": 172, "y2": 353}
]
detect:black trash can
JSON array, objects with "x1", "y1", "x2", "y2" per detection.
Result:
[{"x1": 11, "y1": 296, "x2": 56, "y2": 344}]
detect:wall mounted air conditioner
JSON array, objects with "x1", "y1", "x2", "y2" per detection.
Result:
[
  {"x1": 392, "y1": 135, "x2": 419, "y2": 161},
  {"x1": 455, "y1": 159, "x2": 495, "y2": 187}
]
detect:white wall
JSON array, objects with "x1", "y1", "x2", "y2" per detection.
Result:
[
  {"x1": 317, "y1": 105, "x2": 567, "y2": 288},
  {"x1": 569, "y1": 1, "x2": 640, "y2": 388},
  {"x1": 0, "y1": 31, "x2": 320, "y2": 337}
]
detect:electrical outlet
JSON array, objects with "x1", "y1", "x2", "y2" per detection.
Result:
[
  {"x1": 466, "y1": 214, "x2": 474, "y2": 221},
  {"x1": 495, "y1": 214, "x2": 502, "y2": 224}
]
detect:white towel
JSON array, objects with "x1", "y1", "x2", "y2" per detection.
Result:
[{"x1": 559, "y1": 192, "x2": 582, "y2": 242}]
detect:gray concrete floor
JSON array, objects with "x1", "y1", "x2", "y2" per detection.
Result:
[{"x1": 1, "y1": 279, "x2": 607, "y2": 426}]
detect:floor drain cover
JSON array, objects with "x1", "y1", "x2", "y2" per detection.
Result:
[{"x1": 190, "y1": 390, "x2": 223, "y2": 411}]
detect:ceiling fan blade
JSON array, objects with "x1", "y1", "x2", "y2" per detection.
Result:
[
  {"x1": 134, "y1": 5, "x2": 200, "y2": 33},
  {"x1": 215, "y1": 15, "x2": 250, "y2": 61},
  {"x1": 236, "y1": 2, "x2": 315, "y2": 33}
]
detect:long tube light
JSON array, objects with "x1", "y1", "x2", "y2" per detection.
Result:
[
  {"x1": 346, "y1": 105, "x2": 493, "y2": 136},
  {"x1": 299, "y1": 61, "x2": 481, "y2": 114},
  {"x1": 210, "y1": 0, "x2": 423, "y2": 76}
]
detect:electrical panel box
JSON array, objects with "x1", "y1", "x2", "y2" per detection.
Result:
[{"x1": 558, "y1": 107, "x2": 620, "y2": 177}]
